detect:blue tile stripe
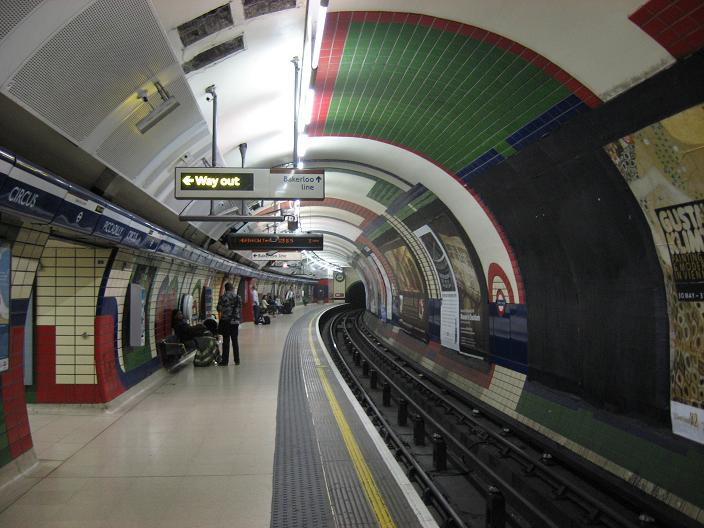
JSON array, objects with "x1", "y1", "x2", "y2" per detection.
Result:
[
  {"x1": 506, "y1": 94, "x2": 587, "y2": 150},
  {"x1": 386, "y1": 184, "x2": 425, "y2": 215},
  {"x1": 456, "y1": 94, "x2": 588, "y2": 182},
  {"x1": 457, "y1": 149, "x2": 506, "y2": 182}
]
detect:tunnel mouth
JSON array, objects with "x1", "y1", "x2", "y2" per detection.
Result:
[{"x1": 345, "y1": 281, "x2": 365, "y2": 309}]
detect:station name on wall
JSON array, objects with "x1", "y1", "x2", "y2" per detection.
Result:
[{"x1": 8, "y1": 186, "x2": 38, "y2": 209}]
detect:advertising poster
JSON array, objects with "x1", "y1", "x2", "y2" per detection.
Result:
[
  {"x1": 432, "y1": 216, "x2": 486, "y2": 354},
  {"x1": 370, "y1": 252, "x2": 393, "y2": 321},
  {"x1": 381, "y1": 238, "x2": 429, "y2": 339},
  {"x1": 415, "y1": 225, "x2": 460, "y2": 351},
  {"x1": 604, "y1": 104, "x2": 704, "y2": 444},
  {"x1": 400, "y1": 187, "x2": 488, "y2": 355},
  {"x1": 655, "y1": 200, "x2": 704, "y2": 301},
  {"x1": 357, "y1": 255, "x2": 380, "y2": 315},
  {"x1": 0, "y1": 241, "x2": 10, "y2": 373}
]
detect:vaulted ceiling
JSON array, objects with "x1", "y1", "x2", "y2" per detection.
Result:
[{"x1": 1, "y1": 0, "x2": 702, "y2": 278}]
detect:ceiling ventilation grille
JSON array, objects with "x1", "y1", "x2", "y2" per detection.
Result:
[
  {"x1": 183, "y1": 35, "x2": 245, "y2": 73},
  {"x1": 6, "y1": 0, "x2": 176, "y2": 142},
  {"x1": 95, "y1": 77, "x2": 201, "y2": 180},
  {"x1": 243, "y1": 0, "x2": 296, "y2": 20},
  {"x1": 0, "y1": 0, "x2": 43, "y2": 43},
  {"x1": 177, "y1": 4, "x2": 234, "y2": 47}
]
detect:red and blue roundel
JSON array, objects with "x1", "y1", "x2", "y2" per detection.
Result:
[{"x1": 496, "y1": 289, "x2": 506, "y2": 317}]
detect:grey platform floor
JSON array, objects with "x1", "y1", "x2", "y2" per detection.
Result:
[{"x1": 0, "y1": 304, "x2": 433, "y2": 528}]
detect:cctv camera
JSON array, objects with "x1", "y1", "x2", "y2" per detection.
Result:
[{"x1": 137, "y1": 88, "x2": 149, "y2": 102}]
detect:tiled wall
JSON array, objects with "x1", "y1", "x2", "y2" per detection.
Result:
[
  {"x1": 364, "y1": 306, "x2": 704, "y2": 521},
  {"x1": 0, "y1": 220, "x2": 273, "y2": 474},
  {"x1": 103, "y1": 250, "x2": 137, "y2": 373},
  {"x1": 35, "y1": 239, "x2": 110, "y2": 389},
  {"x1": 1, "y1": 224, "x2": 48, "y2": 468}
]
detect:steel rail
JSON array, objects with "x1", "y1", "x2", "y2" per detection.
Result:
[
  {"x1": 338, "y1": 312, "x2": 562, "y2": 528},
  {"x1": 351, "y1": 313, "x2": 644, "y2": 528},
  {"x1": 327, "y1": 311, "x2": 469, "y2": 528}
]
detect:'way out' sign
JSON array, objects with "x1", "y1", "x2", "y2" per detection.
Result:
[{"x1": 174, "y1": 167, "x2": 324, "y2": 200}]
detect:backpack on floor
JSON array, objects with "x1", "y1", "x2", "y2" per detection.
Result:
[
  {"x1": 262, "y1": 315, "x2": 271, "y2": 325},
  {"x1": 193, "y1": 337, "x2": 217, "y2": 367}
]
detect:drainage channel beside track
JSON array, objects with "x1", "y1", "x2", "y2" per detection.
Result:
[{"x1": 321, "y1": 307, "x2": 697, "y2": 528}]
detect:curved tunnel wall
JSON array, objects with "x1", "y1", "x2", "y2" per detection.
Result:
[{"x1": 472, "y1": 51, "x2": 704, "y2": 422}]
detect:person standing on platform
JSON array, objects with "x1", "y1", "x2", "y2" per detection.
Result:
[
  {"x1": 216, "y1": 282, "x2": 242, "y2": 365},
  {"x1": 285, "y1": 286, "x2": 295, "y2": 311},
  {"x1": 252, "y1": 285, "x2": 260, "y2": 324}
]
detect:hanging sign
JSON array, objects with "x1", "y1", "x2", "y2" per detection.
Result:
[
  {"x1": 174, "y1": 167, "x2": 324, "y2": 200},
  {"x1": 227, "y1": 234, "x2": 323, "y2": 251}
]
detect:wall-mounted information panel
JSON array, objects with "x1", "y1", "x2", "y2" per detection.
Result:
[
  {"x1": 227, "y1": 234, "x2": 323, "y2": 251},
  {"x1": 174, "y1": 167, "x2": 324, "y2": 200}
]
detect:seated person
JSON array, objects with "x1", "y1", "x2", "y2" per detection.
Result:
[
  {"x1": 203, "y1": 313, "x2": 219, "y2": 335},
  {"x1": 266, "y1": 295, "x2": 278, "y2": 316},
  {"x1": 274, "y1": 296, "x2": 283, "y2": 311},
  {"x1": 172, "y1": 310, "x2": 218, "y2": 366}
]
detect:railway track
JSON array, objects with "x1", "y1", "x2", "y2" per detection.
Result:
[{"x1": 322, "y1": 307, "x2": 697, "y2": 528}]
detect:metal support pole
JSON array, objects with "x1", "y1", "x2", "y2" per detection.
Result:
[
  {"x1": 432, "y1": 433, "x2": 447, "y2": 471},
  {"x1": 397, "y1": 398, "x2": 408, "y2": 426},
  {"x1": 486, "y1": 486, "x2": 506, "y2": 528},
  {"x1": 205, "y1": 84, "x2": 217, "y2": 215},
  {"x1": 370, "y1": 369, "x2": 378, "y2": 389},
  {"x1": 291, "y1": 57, "x2": 300, "y2": 166},
  {"x1": 413, "y1": 415, "x2": 425, "y2": 446},
  {"x1": 382, "y1": 382, "x2": 391, "y2": 406}
]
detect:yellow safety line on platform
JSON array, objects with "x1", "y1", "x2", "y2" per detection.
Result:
[{"x1": 307, "y1": 321, "x2": 396, "y2": 528}]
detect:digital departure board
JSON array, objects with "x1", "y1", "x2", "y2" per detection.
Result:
[
  {"x1": 227, "y1": 234, "x2": 324, "y2": 251},
  {"x1": 178, "y1": 172, "x2": 255, "y2": 191}
]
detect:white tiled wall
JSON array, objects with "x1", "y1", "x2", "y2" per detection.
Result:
[
  {"x1": 35, "y1": 239, "x2": 111, "y2": 385},
  {"x1": 10, "y1": 226, "x2": 49, "y2": 300}
]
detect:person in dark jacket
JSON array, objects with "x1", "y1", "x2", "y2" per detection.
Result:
[{"x1": 216, "y1": 282, "x2": 242, "y2": 365}]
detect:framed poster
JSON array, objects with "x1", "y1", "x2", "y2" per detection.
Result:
[{"x1": 0, "y1": 241, "x2": 10, "y2": 372}]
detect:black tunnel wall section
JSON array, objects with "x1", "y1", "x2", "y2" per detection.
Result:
[
  {"x1": 471, "y1": 50, "x2": 704, "y2": 423},
  {"x1": 346, "y1": 281, "x2": 366, "y2": 309}
]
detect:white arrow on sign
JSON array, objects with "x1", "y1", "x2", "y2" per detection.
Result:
[{"x1": 182, "y1": 176, "x2": 194, "y2": 186}]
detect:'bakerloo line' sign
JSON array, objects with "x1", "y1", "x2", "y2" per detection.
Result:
[{"x1": 174, "y1": 167, "x2": 325, "y2": 200}]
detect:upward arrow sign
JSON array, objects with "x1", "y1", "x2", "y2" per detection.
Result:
[
  {"x1": 182, "y1": 176, "x2": 194, "y2": 186},
  {"x1": 316, "y1": 176, "x2": 321, "y2": 183}
]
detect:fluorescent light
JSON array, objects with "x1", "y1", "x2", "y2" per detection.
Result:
[
  {"x1": 302, "y1": 88, "x2": 315, "y2": 128},
  {"x1": 297, "y1": 161, "x2": 304, "y2": 169},
  {"x1": 298, "y1": 134, "x2": 308, "y2": 156},
  {"x1": 312, "y1": 0, "x2": 329, "y2": 70}
]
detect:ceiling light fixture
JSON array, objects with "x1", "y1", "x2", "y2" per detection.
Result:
[
  {"x1": 312, "y1": 0, "x2": 329, "y2": 70},
  {"x1": 303, "y1": 88, "x2": 315, "y2": 126}
]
